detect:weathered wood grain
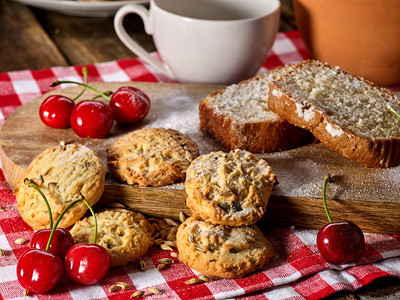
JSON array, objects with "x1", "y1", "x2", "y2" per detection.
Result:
[
  {"x1": 1, "y1": 82, "x2": 399, "y2": 234},
  {"x1": 0, "y1": 0, "x2": 68, "y2": 72}
]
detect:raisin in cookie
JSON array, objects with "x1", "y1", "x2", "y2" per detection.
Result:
[
  {"x1": 176, "y1": 217, "x2": 274, "y2": 278},
  {"x1": 107, "y1": 127, "x2": 199, "y2": 186},
  {"x1": 70, "y1": 208, "x2": 154, "y2": 268},
  {"x1": 185, "y1": 149, "x2": 277, "y2": 226},
  {"x1": 15, "y1": 143, "x2": 105, "y2": 230}
]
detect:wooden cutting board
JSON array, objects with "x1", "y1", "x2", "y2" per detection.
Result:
[{"x1": 1, "y1": 82, "x2": 399, "y2": 234}]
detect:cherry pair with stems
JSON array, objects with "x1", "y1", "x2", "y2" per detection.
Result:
[
  {"x1": 17, "y1": 179, "x2": 111, "y2": 294},
  {"x1": 39, "y1": 67, "x2": 151, "y2": 138}
]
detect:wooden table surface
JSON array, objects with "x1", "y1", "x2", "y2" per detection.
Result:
[{"x1": 1, "y1": 0, "x2": 399, "y2": 298}]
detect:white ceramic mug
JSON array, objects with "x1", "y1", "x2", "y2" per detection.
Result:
[{"x1": 114, "y1": 0, "x2": 280, "y2": 84}]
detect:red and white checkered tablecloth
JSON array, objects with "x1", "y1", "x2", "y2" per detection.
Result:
[{"x1": 1, "y1": 31, "x2": 400, "y2": 300}]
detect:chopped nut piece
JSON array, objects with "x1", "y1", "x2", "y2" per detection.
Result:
[
  {"x1": 0, "y1": 249, "x2": 5, "y2": 256},
  {"x1": 148, "y1": 287, "x2": 163, "y2": 294},
  {"x1": 0, "y1": 207, "x2": 5, "y2": 212},
  {"x1": 23, "y1": 289, "x2": 32, "y2": 296},
  {"x1": 185, "y1": 278, "x2": 204, "y2": 285},
  {"x1": 130, "y1": 290, "x2": 145, "y2": 298},
  {"x1": 15, "y1": 238, "x2": 29, "y2": 245}
]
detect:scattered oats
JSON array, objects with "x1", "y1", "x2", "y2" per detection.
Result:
[
  {"x1": 164, "y1": 218, "x2": 179, "y2": 227},
  {"x1": 157, "y1": 263, "x2": 168, "y2": 270},
  {"x1": 189, "y1": 232, "x2": 194, "y2": 244},
  {"x1": 155, "y1": 239, "x2": 164, "y2": 245},
  {"x1": 139, "y1": 259, "x2": 146, "y2": 272},
  {"x1": 289, "y1": 225, "x2": 296, "y2": 230},
  {"x1": 170, "y1": 252, "x2": 178, "y2": 258},
  {"x1": 160, "y1": 244, "x2": 173, "y2": 251},
  {"x1": 130, "y1": 290, "x2": 145, "y2": 299},
  {"x1": 157, "y1": 258, "x2": 174, "y2": 264},
  {"x1": 185, "y1": 278, "x2": 204, "y2": 285},
  {"x1": 198, "y1": 274, "x2": 212, "y2": 282},
  {"x1": 107, "y1": 203, "x2": 125, "y2": 209},
  {"x1": 48, "y1": 182, "x2": 57, "y2": 193},
  {"x1": 179, "y1": 212, "x2": 186, "y2": 223},
  {"x1": 164, "y1": 240, "x2": 177, "y2": 247},
  {"x1": 23, "y1": 289, "x2": 32, "y2": 296},
  {"x1": 166, "y1": 227, "x2": 178, "y2": 242},
  {"x1": 148, "y1": 287, "x2": 163, "y2": 295},
  {"x1": 108, "y1": 284, "x2": 119, "y2": 292},
  {"x1": 15, "y1": 238, "x2": 28, "y2": 245},
  {"x1": 116, "y1": 282, "x2": 131, "y2": 290}
]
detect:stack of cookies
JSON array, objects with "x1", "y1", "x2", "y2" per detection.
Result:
[{"x1": 177, "y1": 149, "x2": 277, "y2": 279}]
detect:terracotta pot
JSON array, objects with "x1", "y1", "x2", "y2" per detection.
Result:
[{"x1": 293, "y1": 0, "x2": 400, "y2": 86}]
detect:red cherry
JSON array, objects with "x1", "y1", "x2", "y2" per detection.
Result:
[
  {"x1": 39, "y1": 95, "x2": 75, "y2": 129},
  {"x1": 17, "y1": 249, "x2": 64, "y2": 294},
  {"x1": 70, "y1": 100, "x2": 114, "y2": 138},
  {"x1": 317, "y1": 175, "x2": 365, "y2": 264},
  {"x1": 64, "y1": 243, "x2": 111, "y2": 285},
  {"x1": 31, "y1": 228, "x2": 74, "y2": 259},
  {"x1": 110, "y1": 86, "x2": 150, "y2": 124},
  {"x1": 317, "y1": 221, "x2": 365, "y2": 264}
]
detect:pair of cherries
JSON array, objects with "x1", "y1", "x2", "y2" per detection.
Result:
[
  {"x1": 16, "y1": 179, "x2": 111, "y2": 294},
  {"x1": 39, "y1": 67, "x2": 150, "y2": 138}
]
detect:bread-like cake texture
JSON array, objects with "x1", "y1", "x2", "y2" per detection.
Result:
[
  {"x1": 107, "y1": 127, "x2": 199, "y2": 186},
  {"x1": 176, "y1": 217, "x2": 274, "y2": 279},
  {"x1": 15, "y1": 143, "x2": 105, "y2": 230},
  {"x1": 70, "y1": 208, "x2": 154, "y2": 268},
  {"x1": 185, "y1": 149, "x2": 277, "y2": 226},
  {"x1": 199, "y1": 65, "x2": 313, "y2": 153},
  {"x1": 268, "y1": 60, "x2": 400, "y2": 167}
]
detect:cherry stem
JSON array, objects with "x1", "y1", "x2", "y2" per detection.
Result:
[
  {"x1": 78, "y1": 193, "x2": 98, "y2": 245},
  {"x1": 322, "y1": 174, "x2": 332, "y2": 223},
  {"x1": 45, "y1": 198, "x2": 82, "y2": 251},
  {"x1": 92, "y1": 90, "x2": 113, "y2": 101},
  {"x1": 71, "y1": 67, "x2": 88, "y2": 101},
  {"x1": 24, "y1": 178, "x2": 53, "y2": 229},
  {"x1": 44, "y1": 193, "x2": 98, "y2": 251},
  {"x1": 50, "y1": 80, "x2": 111, "y2": 101},
  {"x1": 388, "y1": 105, "x2": 400, "y2": 121}
]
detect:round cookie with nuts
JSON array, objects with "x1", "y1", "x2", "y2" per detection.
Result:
[
  {"x1": 107, "y1": 127, "x2": 199, "y2": 187},
  {"x1": 70, "y1": 208, "x2": 154, "y2": 268},
  {"x1": 185, "y1": 149, "x2": 277, "y2": 226},
  {"x1": 176, "y1": 217, "x2": 274, "y2": 278},
  {"x1": 15, "y1": 143, "x2": 105, "y2": 230}
]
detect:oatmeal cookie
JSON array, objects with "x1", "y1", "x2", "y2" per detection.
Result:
[
  {"x1": 185, "y1": 149, "x2": 277, "y2": 226},
  {"x1": 70, "y1": 208, "x2": 154, "y2": 268},
  {"x1": 107, "y1": 127, "x2": 199, "y2": 186},
  {"x1": 176, "y1": 217, "x2": 274, "y2": 278},
  {"x1": 15, "y1": 143, "x2": 105, "y2": 230}
]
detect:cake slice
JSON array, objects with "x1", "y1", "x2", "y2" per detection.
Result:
[
  {"x1": 199, "y1": 65, "x2": 313, "y2": 153},
  {"x1": 268, "y1": 60, "x2": 400, "y2": 167}
]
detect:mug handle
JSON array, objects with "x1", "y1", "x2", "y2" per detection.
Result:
[{"x1": 114, "y1": 4, "x2": 176, "y2": 79}]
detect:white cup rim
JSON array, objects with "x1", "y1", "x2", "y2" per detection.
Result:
[{"x1": 151, "y1": 0, "x2": 281, "y2": 23}]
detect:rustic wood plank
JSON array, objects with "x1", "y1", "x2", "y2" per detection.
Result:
[
  {"x1": 32, "y1": 9, "x2": 156, "y2": 65},
  {"x1": 0, "y1": 0, "x2": 68, "y2": 72},
  {"x1": 1, "y1": 82, "x2": 400, "y2": 234}
]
